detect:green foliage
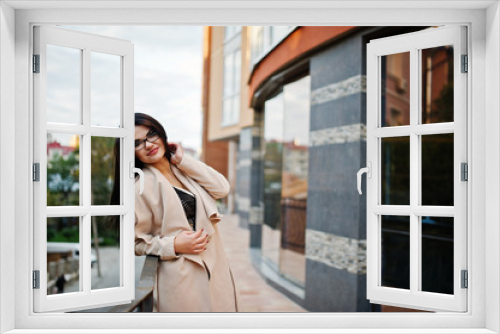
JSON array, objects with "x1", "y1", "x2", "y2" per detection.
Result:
[
  {"x1": 91, "y1": 137, "x2": 116, "y2": 206},
  {"x1": 47, "y1": 150, "x2": 80, "y2": 206},
  {"x1": 47, "y1": 137, "x2": 120, "y2": 246}
]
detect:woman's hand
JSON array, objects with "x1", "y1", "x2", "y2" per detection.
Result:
[
  {"x1": 173, "y1": 229, "x2": 209, "y2": 255},
  {"x1": 168, "y1": 142, "x2": 184, "y2": 166}
]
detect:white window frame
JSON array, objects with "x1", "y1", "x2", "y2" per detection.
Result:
[
  {"x1": 33, "y1": 25, "x2": 135, "y2": 312},
  {"x1": 1, "y1": 2, "x2": 499, "y2": 333},
  {"x1": 366, "y1": 26, "x2": 467, "y2": 312}
]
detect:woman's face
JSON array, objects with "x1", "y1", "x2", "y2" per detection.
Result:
[{"x1": 134, "y1": 125, "x2": 166, "y2": 164}]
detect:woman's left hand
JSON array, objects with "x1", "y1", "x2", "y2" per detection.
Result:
[{"x1": 169, "y1": 142, "x2": 184, "y2": 165}]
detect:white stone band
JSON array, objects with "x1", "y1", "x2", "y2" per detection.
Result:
[
  {"x1": 311, "y1": 74, "x2": 367, "y2": 106},
  {"x1": 310, "y1": 123, "x2": 367, "y2": 147}
]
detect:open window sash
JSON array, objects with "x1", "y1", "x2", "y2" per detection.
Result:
[
  {"x1": 366, "y1": 26, "x2": 467, "y2": 312},
  {"x1": 33, "y1": 26, "x2": 135, "y2": 312}
]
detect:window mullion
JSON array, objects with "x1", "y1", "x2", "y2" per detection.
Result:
[
  {"x1": 409, "y1": 47, "x2": 420, "y2": 294},
  {"x1": 82, "y1": 47, "x2": 91, "y2": 294}
]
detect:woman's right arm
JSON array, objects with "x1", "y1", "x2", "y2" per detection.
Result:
[{"x1": 134, "y1": 174, "x2": 180, "y2": 261}]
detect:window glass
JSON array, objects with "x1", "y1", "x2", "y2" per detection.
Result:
[
  {"x1": 262, "y1": 93, "x2": 284, "y2": 269},
  {"x1": 91, "y1": 137, "x2": 120, "y2": 206},
  {"x1": 381, "y1": 215, "x2": 410, "y2": 289},
  {"x1": 421, "y1": 216, "x2": 454, "y2": 294},
  {"x1": 421, "y1": 134, "x2": 454, "y2": 206},
  {"x1": 381, "y1": 136, "x2": 410, "y2": 205},
  {"x1": 91, "y1": 215, "x2": 121, "y2": 290},
  {"x1": 47, "y1": 217, "x2": 81, "y2": 294},
  {"x1": 46, "y1": 45, "x2": 81, "y2": 125},
  {"x1": 421, "y1": 46, "x2": 454, "y2": 124},
  {"x1": 279, "y1": 76, "x2": 310, "y2": 286},
  {"x1": 261, "y1": 76, "x2": 310, "y2": 287},
  {"x1": 91, "y1": 52, "x2": 121, "y2": 127},
  {"x1": 47, "y1": 133, "x2": 80, "y2": 206},
  {"x1": 223, "y1": 53, "x2": 234, "y2": 97},
  {"x1": 222, "y1": 43, "x2": 241, "y2": 125},
  {"x1": 381, "y1": 52, "x2": 410, "y2": 127}
]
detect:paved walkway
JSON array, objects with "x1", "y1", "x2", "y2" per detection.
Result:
[{"x1": 217, "y1": 214, "x2": 306, "y2": 312}]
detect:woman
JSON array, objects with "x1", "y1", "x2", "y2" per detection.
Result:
[{"x1": 129, "y1": 113, "x2": 238, "y2": 312}]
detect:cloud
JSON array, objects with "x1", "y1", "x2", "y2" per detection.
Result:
[{"x1": 56, "y1": 25, "x2": 203, "y2": 152}]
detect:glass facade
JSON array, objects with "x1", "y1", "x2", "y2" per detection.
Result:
[{"x1": 262, "y1": 76, "x2": 310, "y2": 286}]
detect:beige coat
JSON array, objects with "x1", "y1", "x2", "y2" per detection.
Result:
[{"x1": 134, "y1": 155, "x2": 238, "y2": 312}]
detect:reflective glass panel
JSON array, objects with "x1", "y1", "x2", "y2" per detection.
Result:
[
  {"x1": 421, "y1": 216, "x2": 454, "y2": 294},
  {"x1": 279, "y1": 76, "x2": 310, "y2": 286},
  {"x1": 421, "y1": 134, "x2": 454, "y2": 206},
  {"x1": 381, "y1": 215, "x2": 410, "y2": 289},
  {"x1": 91, "y1": 52, "x2": 121, "y2": 127},
  {"x1": 234, "y1": 50, "x2": 241, "y2": 94},
  {"x1": 381, "y1": 52, "x2": 410, "y2": 127},
  {"x1": 91, "y1": 137, "x2": 120, "y2": 205},
  {"x1": 381, "y1": 137, "x2": 410, "y2": 205},
  {"x1": 47, "y1": 133, "x2": 80, "y2": 206},
  {"x1": 46, "y1": 45, "x2": 81, "y2": 124},
  {"x1": 91, "y1": 216, "x2": 121, "y2": 290},
  {"x1": 421, "y1": 46, "x2": 454, "y2": 124},
  {"x1": 47, "y1": 216, "x2": 81, "y2": 294},
  {"x1": 223, "y1": 53, "x2": 234, "y2": 97},
  {"x1": 262, "y1": 93, "x2": 284, "y2": 268}
]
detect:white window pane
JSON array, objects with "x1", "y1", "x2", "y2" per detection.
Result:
[
  {"x1": 46, "y1": 45, "x2": 81, "y2": 125},
  {"x1": 91, "y1": 52, "x2": 121, "y2": 127}
]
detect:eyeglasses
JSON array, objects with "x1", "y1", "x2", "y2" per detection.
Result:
[{"x1": 135, "y1": 131, "x2": 159, "y2": 151}]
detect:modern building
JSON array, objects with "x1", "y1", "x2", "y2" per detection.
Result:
[{"x1": 201, "y1": 26, "x2": 448, "y2": 312}]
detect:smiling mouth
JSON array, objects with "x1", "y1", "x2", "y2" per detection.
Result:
[{"x1": 148, "y1": 148, "x2": 158, "y2": 156}]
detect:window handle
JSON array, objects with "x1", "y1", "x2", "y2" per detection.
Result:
[
  {"x1": 357, "y1": 162, "x2": 372, "y2": 195},
  {"x1": 130, "y1": 162, "x2": 145, "y2": 195}
]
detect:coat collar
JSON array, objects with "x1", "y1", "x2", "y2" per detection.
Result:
[{"x1": 145, "y1": 163, "x2": 216, "y2": 236}]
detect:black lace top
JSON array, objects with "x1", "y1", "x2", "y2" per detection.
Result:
[{"x1": 173, "y1": 186, "x2": 196, "y2": 230}]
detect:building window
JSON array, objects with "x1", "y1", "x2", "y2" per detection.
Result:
[
  {"x1": 221, "y1": 27, "x2": 242, "y2": 127},
  {"x1": 250, "y1": 26, "x2": 294, "y2": 64},
  {"x1": 261, "y1": 75, "x2": 311, "y2": 287}
]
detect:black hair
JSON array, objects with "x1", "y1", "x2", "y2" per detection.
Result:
[{"x1": 109, "y1": 112, "x2": 172, "y2": 206}]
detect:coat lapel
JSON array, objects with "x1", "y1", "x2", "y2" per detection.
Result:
[{"x1": 171, "y1": 166, "x2": 215, "y2": 236}]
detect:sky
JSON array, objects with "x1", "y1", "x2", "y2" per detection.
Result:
[{"x1": 55, "y1": 26, "x2": 204, "y2": 154}]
